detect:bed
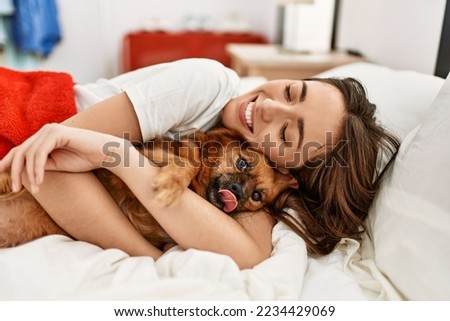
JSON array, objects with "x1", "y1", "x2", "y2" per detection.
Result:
[{"x1": 0, "y1": 62, "x2": 449, "y2": 301}]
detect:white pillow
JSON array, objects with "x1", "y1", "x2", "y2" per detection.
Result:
[
  {"x1": 367, "y1": 74, "x2": 450, "y2": 300},
  {"x1": 317, "y1": 62, "x2": 444, "y2": 140},
  {"x1": 317, "y1": 63, "x2": 449, "y2": 300}
]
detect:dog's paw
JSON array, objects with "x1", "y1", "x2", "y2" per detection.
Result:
[{"x1": 152, "y1": 170, "x2": 190, "y2": 207}]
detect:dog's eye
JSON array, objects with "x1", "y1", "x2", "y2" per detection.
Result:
[
  {"x1": 236, "y1": 157, "x2": 249, "y2": 171},
  {"x1": 251, "y1": 191, "x2": 262, "y2": 202}
]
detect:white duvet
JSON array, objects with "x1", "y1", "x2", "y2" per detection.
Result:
[
  {"x1": 0, "y1": 218, "x2": 388, "y2": 300},
  {"x1": 0, "y1": 222, "x2": 308, "y2": 300}
]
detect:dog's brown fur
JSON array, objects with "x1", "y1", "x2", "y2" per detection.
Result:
[{"x1": 0, "y1": 127, "x2": 293, "y2": 249}]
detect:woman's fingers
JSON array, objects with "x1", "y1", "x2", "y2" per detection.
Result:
[
  {"x1": 8, "y1": 147, "x2": 25, "y2": 192},
  {"x1": 1, "y1": 124, "x2": 54, "y2": 193},
  {"x1": 30, "y1": 127, "x2": 57, "y2": 190},
  {"x1": 1, "y1": 123, "x2": 121, "y2": 192},
  {"x1": 32, "y1": 127, "x2": 66, "y2": 186},
  {"x1": 25, "y1": 124, "x2": 63, "y2": 192}
]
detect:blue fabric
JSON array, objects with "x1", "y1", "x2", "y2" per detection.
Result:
[{"x1": 10, "y1": 0, "x2": 61, "y2": 57}]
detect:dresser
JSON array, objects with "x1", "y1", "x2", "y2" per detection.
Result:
[{"x1": 122, "y1": 31, "x2": 267, "y2": 72}]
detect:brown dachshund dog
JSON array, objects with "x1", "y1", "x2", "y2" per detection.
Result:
[{"x1": 0, "y1": 127, "x2": 296, "y2": 249}]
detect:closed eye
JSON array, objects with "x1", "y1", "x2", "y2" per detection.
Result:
[
  {"x1": 280, "y1": 121, "x2": 288, "y2": 143},
  {"x1": 284, "y1": 84, "x2": 292, "y2": 102}
]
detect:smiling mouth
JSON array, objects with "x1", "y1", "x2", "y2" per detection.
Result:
[{"x1": 244, "y1": 100, "x2": 255, "y2": 132}]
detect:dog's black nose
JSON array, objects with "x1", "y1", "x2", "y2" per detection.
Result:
[{"x1": 229, "y1": 183, "x2": 244, "y2": 200}]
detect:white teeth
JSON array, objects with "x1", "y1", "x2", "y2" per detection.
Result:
[{"x1": 245, "y1": 102, "x2": 254, "y2": 130}]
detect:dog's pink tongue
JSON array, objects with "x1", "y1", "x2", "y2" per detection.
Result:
[{"x1": 219, "y1": 189, "x2": 238, "y2": 213}]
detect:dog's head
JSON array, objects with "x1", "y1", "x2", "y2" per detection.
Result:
[{"x1": 189, "y1": 128, "x2": 297, "y2": 215}]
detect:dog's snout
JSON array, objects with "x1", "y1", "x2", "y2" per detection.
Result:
[{"x1": 230, "y1": 183, "x2": 244, "y2": 200}]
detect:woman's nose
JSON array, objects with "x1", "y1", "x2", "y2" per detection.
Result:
[{"x1": 260, "y1": 98, "x2": 290, "y2": 123}]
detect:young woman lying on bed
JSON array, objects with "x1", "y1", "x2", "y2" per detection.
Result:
[{"x1": 0, "y1": 58, "x2": 399, "y2": 269}]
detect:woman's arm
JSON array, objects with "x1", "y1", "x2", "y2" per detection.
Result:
[
  {"x1": 107, "y1": 141, "x2": 275, "y2": 268},
  {"x1": 6, "y1": 93, "x2": 163, "y2": 258},
  {"x1": 1, "y1": 92, "x2": 274, "y2": 268},
  {"x1": 25, "y1": 171, "x2": 163, "y2": 259},
  {"x1": 63, "y1": 92, "x2": 143, "y2": 142},
  {"x1": 65, "y1": 93, "x2": 274, "y2": 267}
]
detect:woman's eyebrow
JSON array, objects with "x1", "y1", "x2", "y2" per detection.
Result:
[{"x1": 299, "y1": 81, "x2": 307, "y2": 102}]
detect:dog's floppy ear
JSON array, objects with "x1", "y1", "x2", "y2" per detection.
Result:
[{"x1": 275, "y1": 169, "x2": 299, "y2": 189}]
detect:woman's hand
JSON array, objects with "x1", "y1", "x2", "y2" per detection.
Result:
[{"x1": 0, "y1": 123, "x2": 122, "y2": 193}]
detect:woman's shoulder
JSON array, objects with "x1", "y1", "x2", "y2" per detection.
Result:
[
  {"x1": 163, "y1": 58, "x2": 240, "y2": 90},
  {"x1": 111, "y1": 58, "x2": 239, "y2": 98}
]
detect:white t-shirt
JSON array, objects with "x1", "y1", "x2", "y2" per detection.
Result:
[{"x1": 74, "y1": 58, "x2": 240, "y2": 141}]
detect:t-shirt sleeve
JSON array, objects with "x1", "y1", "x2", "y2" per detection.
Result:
[{"x1": 124, "y1": 58, "x2": 240, "y2": 141}]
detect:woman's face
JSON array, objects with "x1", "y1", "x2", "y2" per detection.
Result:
[{"x1": 222, "y1": 79, "x2": 346, "y2": 169}]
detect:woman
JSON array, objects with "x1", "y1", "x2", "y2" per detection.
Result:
[{"x1": 0, "y1": 58, "x2": 399, "y2": 269}]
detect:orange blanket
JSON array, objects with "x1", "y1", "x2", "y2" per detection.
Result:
[{"x1": 0, "y1": 67, "x2": 77, "y2": 159}]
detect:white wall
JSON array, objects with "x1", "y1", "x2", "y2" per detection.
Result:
[
  {"x1": 35, "y1": 0, "x2": 279, "y2": 84},
  {"x1": 38, "y1": 0, "x2": 105, "y2": 83},
  {"x1": 2, "y1": 0, "x2": 446, "y2": 82},
  {"x1": 336, "y1": 0, "x2": 446, "y2": 75}
]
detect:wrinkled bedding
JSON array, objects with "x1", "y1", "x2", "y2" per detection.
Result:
[
  {"x1": 0, "y1": 222, "x2": 312, "y2": 300},
  {"x1": 2, "y1": 63, "x2": 445, "y2": 301}
]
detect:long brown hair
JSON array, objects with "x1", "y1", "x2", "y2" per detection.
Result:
[{"x1": 269, "y1": 77, "x2": 401, "y2": 255}]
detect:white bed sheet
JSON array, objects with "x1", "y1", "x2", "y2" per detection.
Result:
[
  {"x1": 0, "y1": 220, "x2": 375, "y2": 300},
  {"x1": 0, "y1": 222, "x2": 305, "y2": 300}
]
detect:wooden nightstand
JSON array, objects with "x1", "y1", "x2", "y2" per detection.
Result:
[{"x1": 226, "y1": 44, "x2": 366, "y2": 80}]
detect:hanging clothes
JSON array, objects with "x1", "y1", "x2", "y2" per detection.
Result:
[
  {"x1": 10, "y1": 0, "x2": 62, "y2": 57},
  {"x1": 0, "y1": 0, "x2": 14, "y2": 48}
]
